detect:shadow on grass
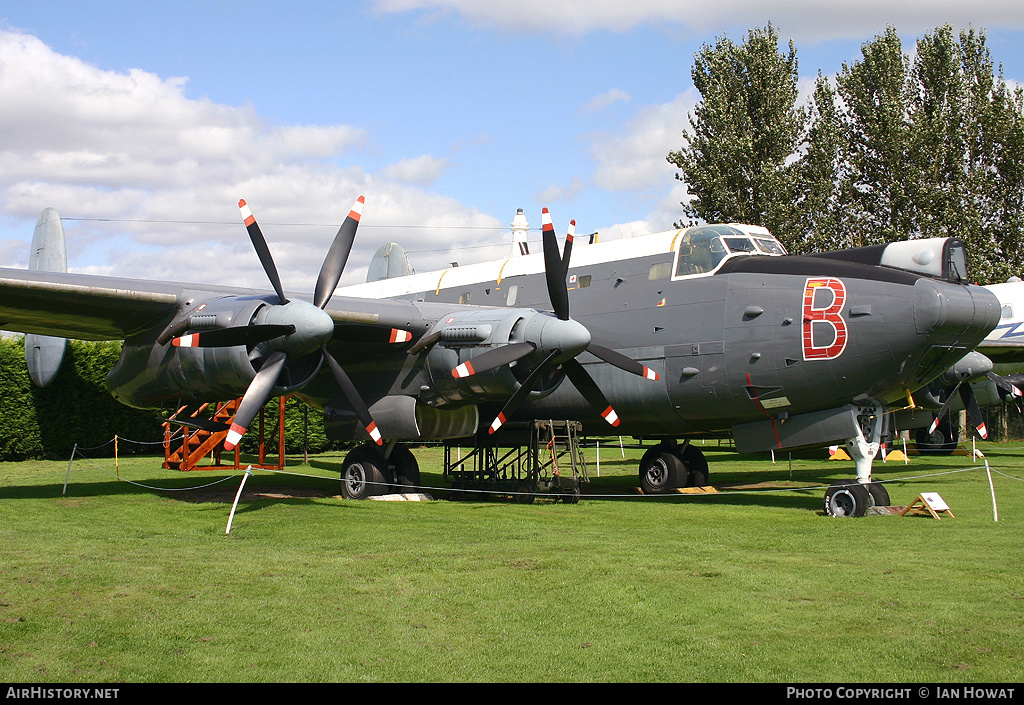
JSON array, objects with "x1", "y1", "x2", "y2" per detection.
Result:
[{"x1": 1, "y1": 444, "x2": 994, "y2": 516}]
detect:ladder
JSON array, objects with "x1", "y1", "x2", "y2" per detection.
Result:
[
  {"x1": 443, "y1": 420, "x2": 587, "y2": 502},
  {"x1": 162, "y1": 396, "x2": 288, "y2": 471}
]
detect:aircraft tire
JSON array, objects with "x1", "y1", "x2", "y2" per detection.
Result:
[
  {"x1": 678, "y1": 444, "x2": 709, "y2": 487},
  {"x1": 389, "y1": 445, "x2": 421, "y2": 491},
  {"x1": 639, "y1": 446, "x2": 683, "y2": 494},
  {"x1": 914, "y1": 419, "x2": 958, "y2": 455},
  {"x1": 340, "y1": 446, "x2": 388, "y2": 500},
  {"x1": 866, "y1": 482, "x2": 890, "y2": 508},
  {"x1": 823, "y1": 480, "x2": 870, "y2": 518}
]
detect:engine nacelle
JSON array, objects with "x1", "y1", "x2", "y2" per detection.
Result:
[
  {"x1": 325, "y1": 394, "x2": 478, "y2": 441},
  {"x1": 418, "y1": 308, "x2": 574, "y2": 408},
  {"x1": 106, "y1": 294, "x2": 322, "y2": 408}
]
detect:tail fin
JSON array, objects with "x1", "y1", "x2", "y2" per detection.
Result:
[
  {"x1": 366, "y1": 242, "x2": 413, "y2": 282},
  {"x1": 25, "y1": 208, "x2": 68, "y2": 387}
]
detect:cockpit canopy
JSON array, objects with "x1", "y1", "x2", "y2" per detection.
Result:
[{"x1": 673, "y1": 224, "x2": 786, "y2": 278}]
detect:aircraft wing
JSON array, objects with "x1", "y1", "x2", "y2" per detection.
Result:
[
  {"x1": 0, "y1": 267, "x2": 186, "y2": 340},
  {"x1": 976, "y1": 338, "x2": 1024, "y2": 365},
  {"x1": 0, "y1": 266, "x2": 437, "y2": 342}
]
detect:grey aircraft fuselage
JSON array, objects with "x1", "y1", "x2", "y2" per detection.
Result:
[{"x1": 0, "y1": 218, "x2": 999, "y2": 460}]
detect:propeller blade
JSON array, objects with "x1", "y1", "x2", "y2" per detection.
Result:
[
  {"x1": 587, "y1": 343, "x2": 660, "y2": 380},
  {"x1": 562, "y1": 358, "x2": 620, "y2": 428},
  {"x1": 541, "y1": 208, "x2": 570, "y2": 321},
  {"x1": 172, "y1": 324, "x2": 296, "y2": 349},
  {"x1": 224, "y1": 350, "x2": 288, "y2": 451},
  {"x1": 239, "y1": 200, "x2": 288, "y2": 305},
  {"x1": 561, "y1": 219, "x2": 575, "y2": 280},
  {"x1": 314, "y1": 196, "x2": 364, "y2": 310},
  {"x1": 487, "y1": 349, "x2": 560, "y2": 434},
  {"x1": 321, "y1": 345, "x2": 383, "y2": 446},
  {"x1": 928, "y1": 375, "x2": 968, "y2": 435},
  {"x1": 452, "y1": 342, "x2": 537, "y2": 379},
  {"x1": 987, "y1": 371, "x2": 1023, "y2": 399},
  {"x1": 959, "y1": 382, "x2": 988, "y2": 439}
]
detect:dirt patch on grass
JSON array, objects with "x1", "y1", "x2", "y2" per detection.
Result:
[{"x1": 176, "y1": 484, "x2": 338, "y2": 504}]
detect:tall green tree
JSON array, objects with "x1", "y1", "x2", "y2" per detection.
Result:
[
  {"x1": 834, "y1": 26, "x2": 915, "y2": 247},
  {"x1": 789, "y1": 73, "x2": 848, "y2": 253},
  {"x1": 666, "y1": 24, "x2": 805, "y2": 243}
]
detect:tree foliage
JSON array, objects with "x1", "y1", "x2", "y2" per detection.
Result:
[
  {"x1": 669, "y1": 24, "x2": 1024, "y2": 282},
  {"x1": 666, "y1": 23, "x2": 804, "y2": 238}
]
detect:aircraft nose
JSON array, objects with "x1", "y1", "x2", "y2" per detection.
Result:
[
  {"x1": 905, "y1": 278, "x2": 1000, "y2": 390},
  {"x1": 913, "y1": 278, "x2": 999, "y2": 341}
]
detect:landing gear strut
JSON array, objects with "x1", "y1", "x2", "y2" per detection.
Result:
[{"x1": 823, "y1": 405, "x2": 891, "y2": 517}]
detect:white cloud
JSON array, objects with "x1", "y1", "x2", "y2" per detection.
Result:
[
  {"x1": 0, "y1": 28, "x2": 501, "y2": 290},
  {"x1": 381, "y1": 154, "x2": 450, "y2": 186},
  {"x1": 581, "y1": 89, "x2": 631, "y2": 115},
  {"x1": 589, "y1": 91, "x2": 696, "y2": 194},
  {"x1": 537, "y1": 178, "x2": 586, "y2": 204},
  {"x1": 373, "y1": 0, "x2": 1024, "y2": 41}
]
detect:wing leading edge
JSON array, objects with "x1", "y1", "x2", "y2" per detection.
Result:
[{"x1": 0, "y1": 268, "x2": 184, "y2": 340}]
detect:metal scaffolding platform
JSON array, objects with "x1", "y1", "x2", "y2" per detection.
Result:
[{"x1": 443, "y1": 420, "x2": 588, "y2": 503}]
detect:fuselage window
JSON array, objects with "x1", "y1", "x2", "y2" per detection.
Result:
[
  {"x1": 649, "y1": 262, "x2": 671, "y2": 280},
  {"x1": 459, "y1": 292, "x2": 471, "y2": 305},
  {"x1": 505, "y1": 285, "x2": 518, "y2": 306},
  {"x1": 577, "y1": 275, "x2": 592, "y2": 288},
  {"x1": 1002, "y1": 304, "x2": 1014, "y2": 320}
]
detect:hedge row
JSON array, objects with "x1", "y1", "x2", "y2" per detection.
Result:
[{"x1": 0, "y1": 337, "x2": 342, "y2": 461}]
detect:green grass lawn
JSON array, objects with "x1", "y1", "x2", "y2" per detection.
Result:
[{"x1": 1, "y1": 439, "x2": 1023, "y2": 682}]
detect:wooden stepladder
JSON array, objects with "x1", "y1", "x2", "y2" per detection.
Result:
[{"x1": 900, "y1": 492, "x2": 955, "y2": 519}]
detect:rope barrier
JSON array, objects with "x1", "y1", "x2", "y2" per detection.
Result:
[{"x1": 61, "y1": 435, "x2": 1024, "y2": 502}]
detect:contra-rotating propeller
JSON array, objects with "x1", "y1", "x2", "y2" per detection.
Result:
[
  {"x1": 452, "y1": 208, "x2": 660, "y2": 434},
  {"x1": 927, "y1": 370, "x2": 1024, "y2": 441},
  {"x1": 172, "y1": 197, "x2": 389, "y2": 450}
]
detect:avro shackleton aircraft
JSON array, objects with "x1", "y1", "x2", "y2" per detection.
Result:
[{"x1": 0, "y1": 199, "x2": 1000, "y2": 516}]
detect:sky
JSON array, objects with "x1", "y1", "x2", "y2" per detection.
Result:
[{"x1": 1, "y1": 1, "x2": 1023, "y2": 292}]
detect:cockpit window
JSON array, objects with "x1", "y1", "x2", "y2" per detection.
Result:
[
  {"x1": 673, "y1": 225, "x2": 786, "y2": 279},
  {"x1": 723, "y1": 237, "x2": 756, "y2": 253},
  {"x1": 755, "y1": 237, "x2": 786, "y2": 255},
  {"x1": 673, "y1": 225, "x2": 741, "y2": 277}
]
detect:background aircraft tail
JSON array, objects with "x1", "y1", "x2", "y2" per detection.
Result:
[
  {"x1": 25, "y1": 208, "x2": 68, "y2": 387},
  {"x1": 366, "y1": 242, "x2": 413, "y2": 282}
]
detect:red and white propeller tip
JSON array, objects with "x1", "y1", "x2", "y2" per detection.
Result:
[{"x1": 348, "y1": 196, "x2": 365, "y2": 222}]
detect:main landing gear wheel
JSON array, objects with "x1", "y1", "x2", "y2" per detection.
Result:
[
  {"x1": 678, "y1": 444, "x2": 709, "y2": 487},
  {"x1": 915, "y1": 419, "x2": 958, "y2": 455},
  {"x1": 639, "y1": 446, "x2": 683, "y2": 494},
  {"x1": 823, "y1": 480, "x2": 871, "y2": 518},
  {"x1": 388, "y1": 444, "x2": 421, "y2": 491},
  {"x1": 866, "y1": 482, "x2": 890, "y2": 508},
  {"x1": 340, "y1": 445, "x2": 389, "y2": 500}
]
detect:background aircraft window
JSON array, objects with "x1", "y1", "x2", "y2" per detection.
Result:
[
  {"x1": 649, "y1": 262, "x2": 671, "y2": 280},
  {"x1": 459, "y1": 292, "x2": 471, "y2": 305},
  {"x1": 505, "y1": 284, "x2": 518, "y2": 306},
  {"x1": 578, "y1": 275, "x2": 592, "y2": 288},
  {"x1": 1002, "y1": 304, "x2": 1013, "y2": 320}
]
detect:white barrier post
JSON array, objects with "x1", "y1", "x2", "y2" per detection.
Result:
[{"x1": 226, "y1": 466, "x2": 254, "y2": 534}]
